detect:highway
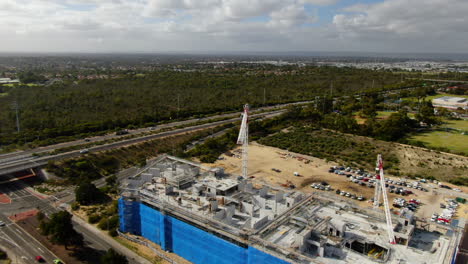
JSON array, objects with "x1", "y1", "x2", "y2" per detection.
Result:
[
  {"x1": 0, "y1": 109, "x2": 286, "y2": 177},
  {"x1": 0, "y1": 102, "x2": 296, "y2": 161},
  {"x1": 0, "y1": 84, "x2": 426, "y2": 177}
]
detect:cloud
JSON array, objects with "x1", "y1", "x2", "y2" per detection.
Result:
[
  {"x1": 300, "y1": 0, "x2": 340, "y2": 6},
  {"x1": 0, "y1": 0, "x2": 466, "y2": 53},
  {"x1": 334, "y1": 0, "x2": 468, "y2": 37}
]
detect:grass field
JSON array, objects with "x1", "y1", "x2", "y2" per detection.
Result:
[
  {"x1": 410, "y1": 118, "x2": 468, "y2": 155},
  {"x1": 443, "y1": 119, "x2": 468, "y2": 130},
  {"x1": 353, "y1": 111, "x2": 415, "y2": 124},
  {"x1": 3, "y1": 83, "x2": 39, "y2": 87},
  {"x1": 0, "y1": 93, "x2": 8, "y2": 97},
  {"x1": 376, "y1": 111, "x2": 415, "y2": 119},
  {"x1": 410, "y1": 131, "x2": 468, "y2": 155}
]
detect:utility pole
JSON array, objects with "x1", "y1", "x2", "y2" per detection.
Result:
[
  {"x1": 12, "y1": 101, "x2": 20, "y2": 133},
  {"x1": 263, "y1": 87, "x2": 266, "y2": 106},
  {"x1": 177, "y1": 94, "x2": 180, "y2": 119}
]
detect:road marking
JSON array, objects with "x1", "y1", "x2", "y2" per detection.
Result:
[
  {"x1": 37, "y1": 247, "x2": 45, "y2": 253},
  {"x1": 0, "y1": 230, "x2": 20, "y2": 247}
]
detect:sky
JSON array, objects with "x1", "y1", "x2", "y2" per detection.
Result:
[{"x1": 1, "y1": 0, "x2": 467, "y2": 54}]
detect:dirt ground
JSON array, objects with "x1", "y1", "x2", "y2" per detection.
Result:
[{"x1": 206, "y1": 143, "x2": 468, "y2": 221}]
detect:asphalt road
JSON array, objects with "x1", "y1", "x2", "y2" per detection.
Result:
[
  {"x1": 0, "y1": 109, "x2": 285, "y2": 176},
  {"x1": 0, "y1": 102, "x2": 294, "y2": 162},
  {"x1": 0, "y1": 173, "x2": 146, "y2": 264},
  {"x1": 0, "y1": 214, "x2": 57, "y2": 264}
]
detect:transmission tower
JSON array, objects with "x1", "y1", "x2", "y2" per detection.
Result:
[{"x1": 237, "y1": 104, "x2": 249, "y2": 179}]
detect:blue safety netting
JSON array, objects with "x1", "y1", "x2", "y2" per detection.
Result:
[
  {"x1": 165, "y1": 216, "x2": 248, "y2": 264},
  {"x1": 118, "y1": 198, "x2": 141, "y2": 235},
  {"x1": 140, "y1": 203, "x2": 163, "y2": 245},
  {"x1": 120, "y1": 200, "x2": 291, "y2": 264},
  {"x1": 247, "y1": 247, "x2": 290, "y2": 264}
]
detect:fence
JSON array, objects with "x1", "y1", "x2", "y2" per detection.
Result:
[{"x1": 117, "y1": 229, "x2": 178, "y2": 264}]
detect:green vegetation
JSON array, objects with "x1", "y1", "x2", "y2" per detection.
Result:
[
  {"x1": 0, "y1": 249, "x2": 7, "y2": 260},
  {"x1": 47, "y1": 128, "x2": 215, "y2": 183},
  {"x1": 376, "y1": 111, "x2": 416, "y2": 119},
  {"x1": 39, "y1": 211, "x2": 84, "y2": 249},
  {"x1": 187, "y1": 129, "x2": 238, "y2": 162},
  {"x1": 408, "y1": 118, "x2": 468, "y2": 155},
  {"x1": 100, "y1": 248, "x2": 128, "y2": 264},
  {"x1": 410, "y1": 130, "x2": 468, "y2": 155},
  {"x1": 449, "y1": 177, "x2": 468, "y2": 186},
  {"x1": 75, "y1": 182, "x2": 106, "y2": 205},
  {"x1": 17, "y1": 71, "x2": 46, "y2": 84},
  {"x1": 259, "y1": 127, "x2": 400, "y2": 170},
  {"x1": 0, "y1": 67, "x2": 421, "y2": 149}
]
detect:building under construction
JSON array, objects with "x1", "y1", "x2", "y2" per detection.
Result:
[{"x1": 119, "y1": 155, "x2": 459, "y2": 264}]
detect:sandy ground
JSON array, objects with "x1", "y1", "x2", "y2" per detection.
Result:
[{"x1": 206, "y1": 143, "x2": 468, "y2": 221}]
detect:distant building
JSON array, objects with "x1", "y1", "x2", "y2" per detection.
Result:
[
  {"x1": 0, "y1": 78, "x2": 20, "y2": 84},
  {"x1": 432, "y1": 96, "x2": 468, "y2": 110}
]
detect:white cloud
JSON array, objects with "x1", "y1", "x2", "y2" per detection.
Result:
[
  {"x1": 0, "y1": 0, "x2": 466, "y2": 53},
  {"x1": 300, "y1": 0, "x2": 340, "y2": 6}
]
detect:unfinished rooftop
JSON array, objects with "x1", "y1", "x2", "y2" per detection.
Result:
[
  {"x1": 121, "y1": 155, "x2": 304, "y2": 233},
  {"x1": 120, "y1": 155, "x2": 459, "y2": 264}
]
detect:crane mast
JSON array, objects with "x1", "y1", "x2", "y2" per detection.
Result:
[
  {"x1": 237, "y1": 104, "x2": 249, "y2": 179},
  {"x1": 377, "y1": 154, "x2": 396, "y2": 244}
]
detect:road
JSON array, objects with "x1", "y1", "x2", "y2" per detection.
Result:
[
  {"x1": 0, "y1": 109, "x2": 285, "y2": 177},
  {"x1": 0, "y1": 102, "x2": 298, "y2": 162},
  {"x1": 0, "y1": 173, "x2": 148, "y2": 264},
  {"x1": 0, "y1": 214, "x2": 57, "y2": 264},
  {"x1": 0, "y1": 83, "x2": 427, "y2": 177}
]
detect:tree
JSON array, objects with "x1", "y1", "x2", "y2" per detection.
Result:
[
  {"x1": 40, "y1": 211, "x2": 83, "y2": 249},
  {"x1": 105, "y1": 175, "x2": 117, "y2": 186},
  {"x1": 315, "y1": 96, "x2": 333, "y2": 114},
  {"x1": 375, "y1": 111, "x2": 414, "y2": 141},
  {"x1": 416, "y1": 101, "x2": 438, "y2": 125},
  {"x1": 75, "y1": 181, "x2": 104, "y2": 205},
  {"x1": 100, "y1": 248, "x2": 128, "y2": 264}
]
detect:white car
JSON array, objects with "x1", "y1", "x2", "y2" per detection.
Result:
[
  {"x1": 453, "y1": 188, "x2": 461, "y2": 192},
  {"x1": 0, "y1": 221, "x2": 5, "y2": 227},
  {"x1": 79, "y1": 149, "x2": 89, "y2": 154}
]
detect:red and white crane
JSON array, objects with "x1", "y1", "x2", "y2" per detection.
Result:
[
  {"x1": 237, "y1": 104, "x2": 249, "y2": 179},
  {"x1": 374, "y1": 154, "x2": 396, "y2": 244}
]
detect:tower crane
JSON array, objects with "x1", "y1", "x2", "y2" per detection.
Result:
[
  {"x1": 237, "y1": 104, "x2": 249, "y2": 179},
  {"x1": 373, "y1": 154, "x2": 396, "y2": 244}
]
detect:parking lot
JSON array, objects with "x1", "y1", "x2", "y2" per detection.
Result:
[{"x1": 210, "y1": 144, "x2": 468, "y2": 225}]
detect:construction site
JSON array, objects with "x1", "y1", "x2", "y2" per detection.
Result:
[{"x1": 118, "y1": 104, "x2": 463, "y2": 264}]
